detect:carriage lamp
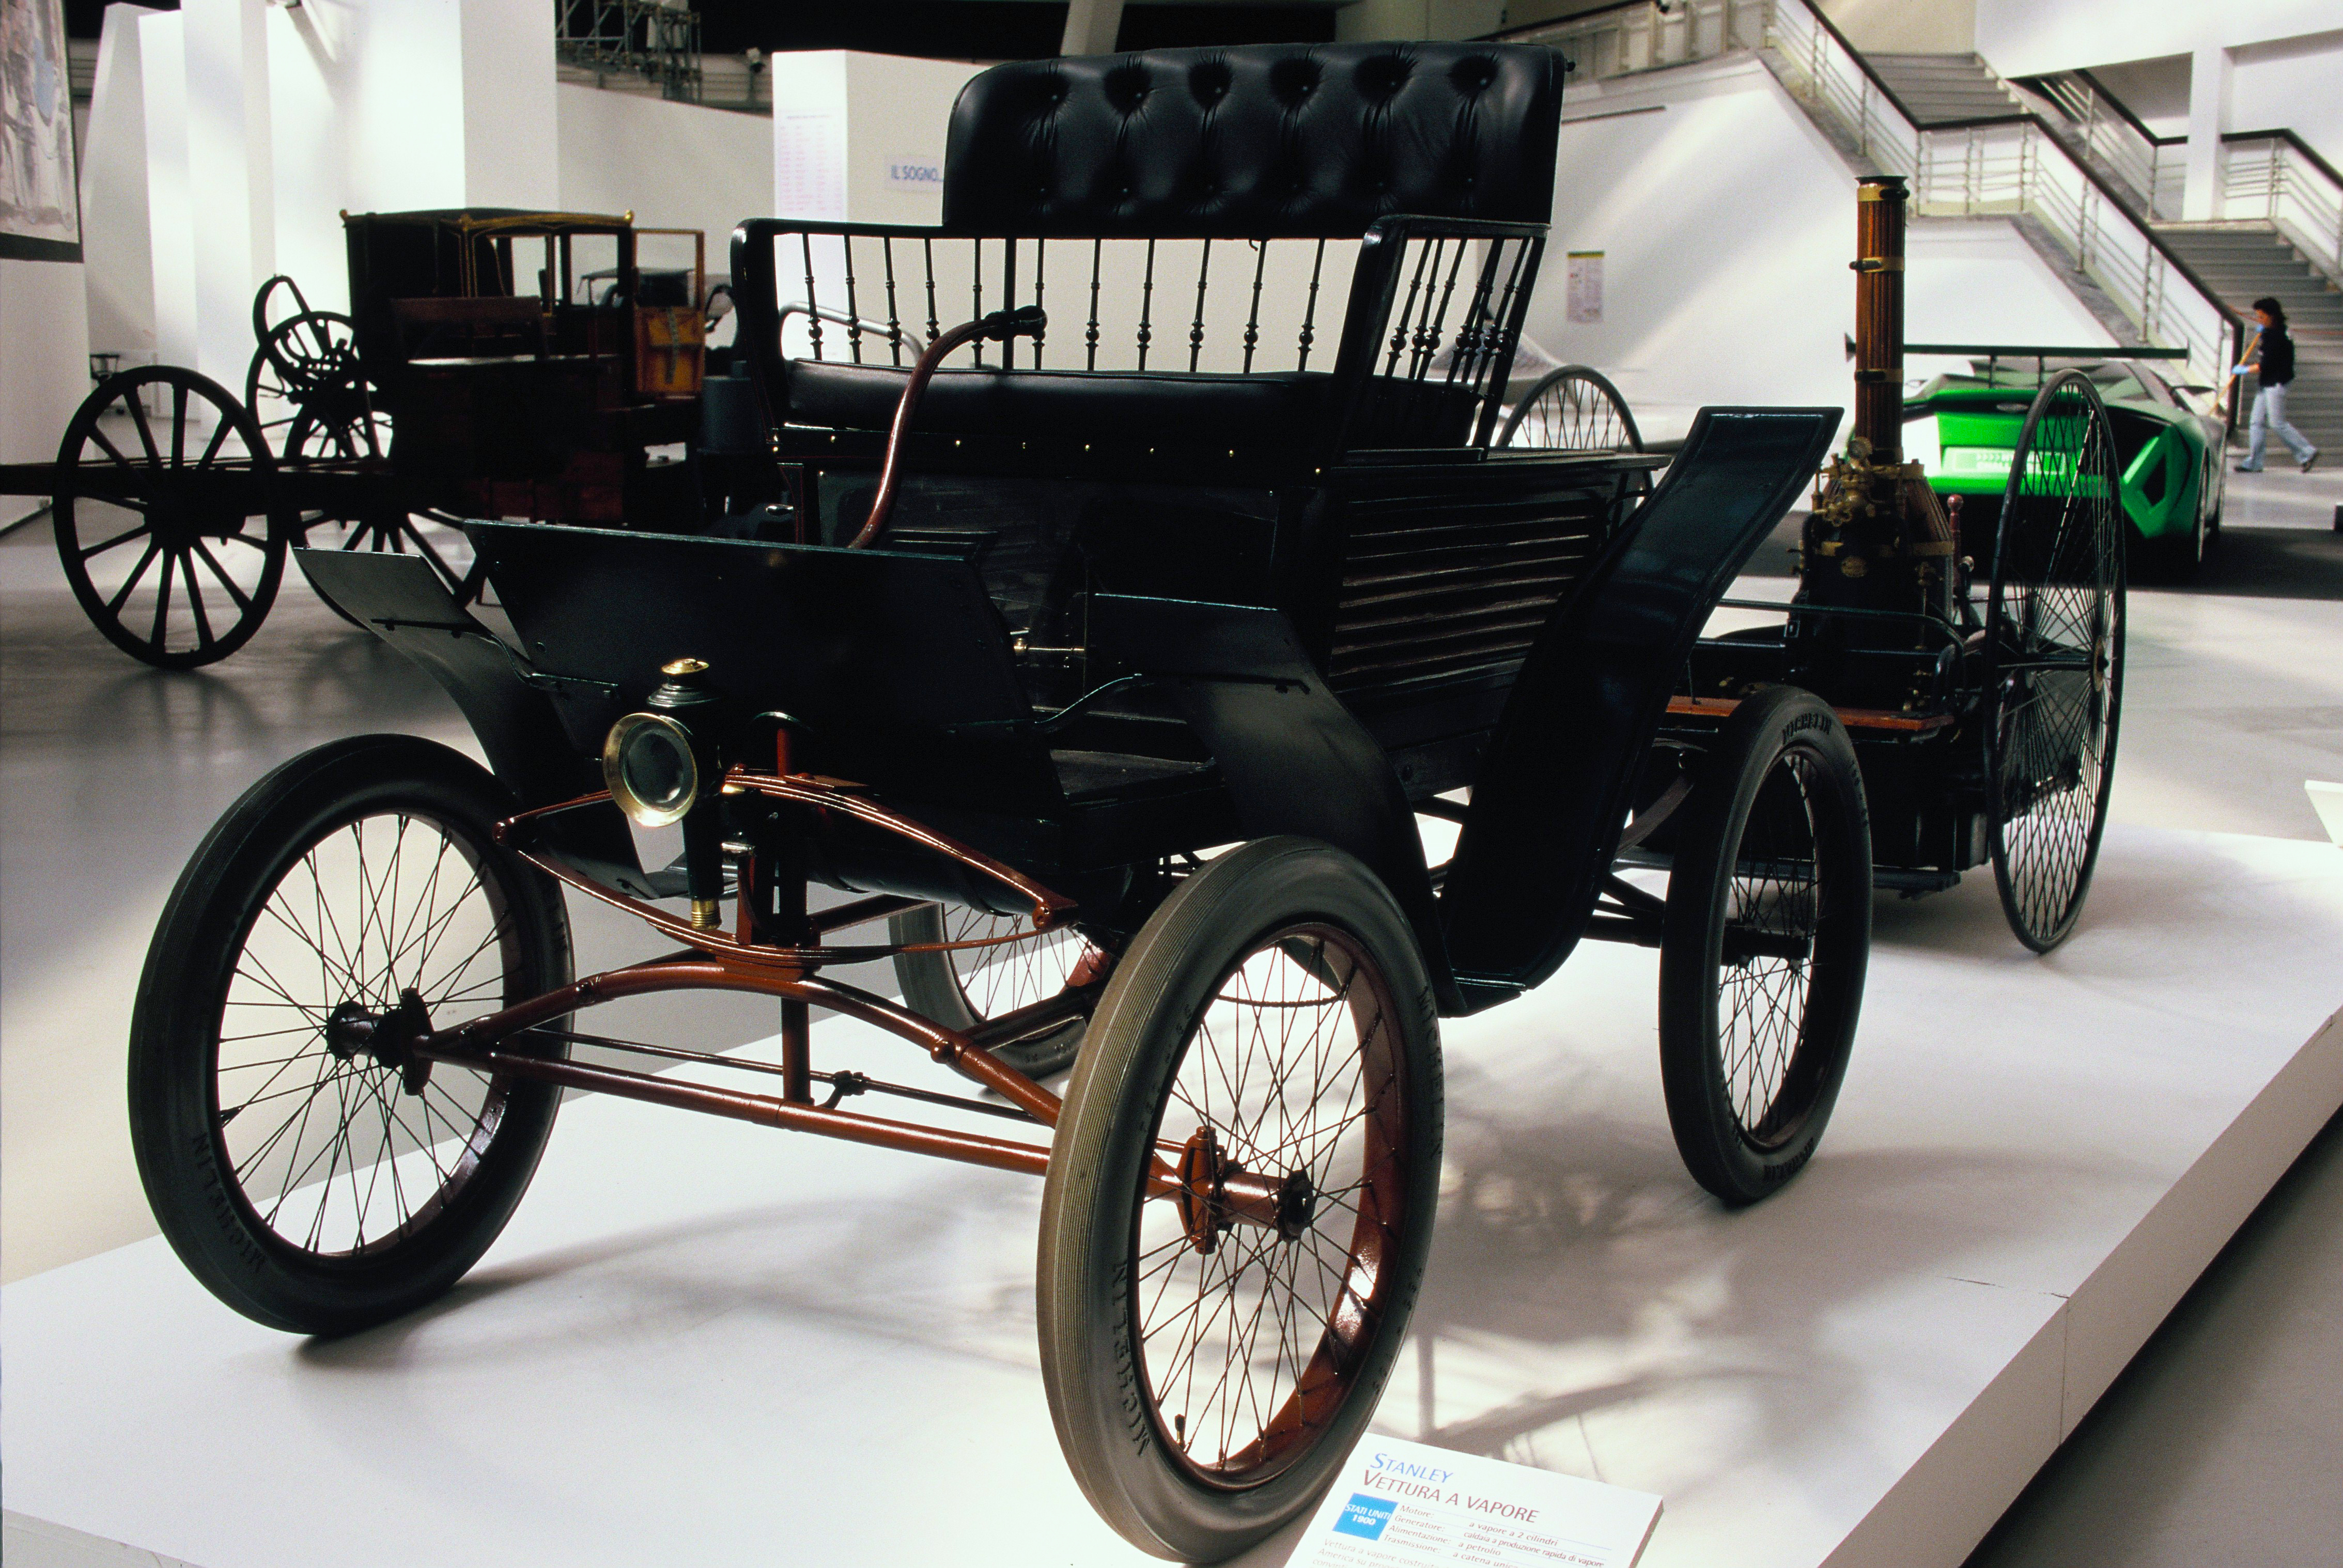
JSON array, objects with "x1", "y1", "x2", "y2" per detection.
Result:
[
  {"x1": 604, "y1": 658, "x2": 728, "y2": 927},
  {"x1": 604, "y1": 712, "x2": 700, "y2": 827}
]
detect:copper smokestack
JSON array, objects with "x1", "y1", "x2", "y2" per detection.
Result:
[{"x1": 1851, "y1": 175, "x2": 1907, "y2": 461}]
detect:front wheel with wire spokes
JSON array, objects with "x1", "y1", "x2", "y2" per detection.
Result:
[
  {"x1": 1659, "y1": 687, "x2": 1870, "y2": 1205},
  {"x1": 128, "y1": 735, "x2": 571, "y2": 1336},
  {"x1": 1038, "y1": 837, "x2": 1441, "y2": 1563},
  {"x1": 1987, "y1": 371, "x2": 2125, "y2": 953}
]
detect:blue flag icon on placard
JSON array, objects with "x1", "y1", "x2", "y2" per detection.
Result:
[{"x1": 1335, "y1": 1495, "x2": 1397, "y2": 1541}]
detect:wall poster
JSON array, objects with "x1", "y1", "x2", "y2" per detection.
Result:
[
  {"x1": 1566, "y1": 251, "x2": 1603, "y2": 324},
  {"x1": 0, "y1": 0, "x2": 80, "y2": 261}
]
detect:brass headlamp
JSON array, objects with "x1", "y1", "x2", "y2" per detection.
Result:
[
  {"x1": 603, "y1": 710, "x2": 700, "y2": 828},
  {"x1": 603, "y1": 657, "x2": 726, "y2": 927}
]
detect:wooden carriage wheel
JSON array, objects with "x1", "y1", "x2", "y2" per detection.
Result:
[
  {"x1": 1985, "y1": 370, "x2": 2125, "y2": 953},
  {"x1": 281, "y1": 408, "x2": 486, "y2": 626},
  {"x1": 52, "y1": 366, "x2": 289, "y2": 669}
]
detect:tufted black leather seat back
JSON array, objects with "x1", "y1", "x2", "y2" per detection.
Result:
[{"x1": 942, "y1": 43, "x2": 1563, "y2": 239}]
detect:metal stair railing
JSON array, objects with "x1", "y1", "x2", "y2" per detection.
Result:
[
  {"x1": 1504, "y1": 0, "x2": 2241, "y2": 391},
  {"x1": 2219, "y1": 131, "x2": 2343, "y2": 282},
  {"x1": 2024, "y1": 69, "x2": 2185, "y2": 222}
]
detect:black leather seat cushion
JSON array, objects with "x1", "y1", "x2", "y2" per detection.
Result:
[
  {"x1": 943, "y1": 43, "x2": 1562, "y2": 238},
  {"x1": 783, "y1": 360, "x2": 1476, "y2": 449}
]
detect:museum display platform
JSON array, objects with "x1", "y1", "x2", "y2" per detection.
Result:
[{"x1": 5, "y1": 821, "x2": 2340, "y2": 1568}]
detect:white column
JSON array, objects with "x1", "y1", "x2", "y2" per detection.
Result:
[
  {"x1": 181, "y1": 0, "x2": 273, "y2": 389},
  {"x1": 459, "y1": 0, "x2": 559, "y2": 209},
  {"x1": 1061, "y1": 0, "x2": 1126, "y2": 55},
  {"x1": 81, "y1": 4, "x2": 158, "y2": 367},
  {"x1": 2182, "y1": 39, "x2": 2231, "y2": 223},
  {"x1": 262, "y1": 1, "x2": 356, "y2": 313},
  {"x1": 138, "y1": 8, "x2": 195, "y2": 374}
]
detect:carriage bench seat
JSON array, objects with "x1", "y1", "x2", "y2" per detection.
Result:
[
  {"x1": 739, "y1": 43, "x2": 1564, "y2": 464},
  {"x1": 782, "y1": 360, "x2": 1476, "y2": 451}
]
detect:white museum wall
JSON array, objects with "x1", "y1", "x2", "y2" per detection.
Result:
[
  {"x1": 1977, "y1": 0, "x2": 2343, "y2": 165},
  {"x1": 0, "y1": 260, "x2": 92, "y2": 480},
  {"x1": 2228, "y1": 35, "x2": 2343, "y2": 166},
  {"x1": 1338, "y1": 0, "x2": 1508, "y2": 45},
  {"x1": 2087, "y1": 55, "x2": 2190, "y2": 139},
  {"x1": 85, "y1": 0, "x2": 560, "y2": 360},
  {"x1": 1977, "y1": 0, "x2": 2340, "y2": 73},
  {"x1": 1813, "y1": 0, "x2": 1977, "y2": 56},
  {"x1": 1525, "y1": 55, "x2": 2110, "y2": 446},
  {"x1": 769, "y1": 50, "x2": 979, "y2": 227},
  {"x1": 555, "y1": 87, "x2": 772, "y2": 278}
]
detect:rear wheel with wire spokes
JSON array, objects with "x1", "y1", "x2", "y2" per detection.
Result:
[
  {"x1": 1038, "y1": 837, "x2": 1441, "y2": 1562},
  {"x1": 888, "y1": 903, "x2": 1102, "y2": 1076},
  {"x1": 51, "y1": 366, "x2": 288, "y2": 669},
  {"x1": 1659, "y1": 688, "x2": 1870, "y2": 1205},
  {"x1": 128, "y1": 736, "x2": 570, "y2": 1336},
  {"x1": 1987, "y1": 371, "x2": 2125, "y2": 953}
]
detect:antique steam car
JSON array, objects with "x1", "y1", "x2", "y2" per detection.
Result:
[{"x1": 126, "y1": 44, "x2": 1877, "y2": 1562}]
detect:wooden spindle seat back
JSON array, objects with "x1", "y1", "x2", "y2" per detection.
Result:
[{"x1": 735, "y1": 43, "x2": 1564, "y2": 469}]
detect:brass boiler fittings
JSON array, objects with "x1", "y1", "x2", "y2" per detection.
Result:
[{"x1": 1804, "y1": 175, "x2": 1955, "y2": 629}]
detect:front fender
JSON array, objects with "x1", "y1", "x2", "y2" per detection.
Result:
[{"x1": 296, "y1": 549, "x2": 648, "y2": 891}]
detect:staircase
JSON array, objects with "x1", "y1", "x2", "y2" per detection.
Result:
[
  {"x1": 1865, "y1": 53, "x2": 2022, "y2": 126},
  {"x1": 2156, "y1": 227, "x2": 2342, "y2": 458}
]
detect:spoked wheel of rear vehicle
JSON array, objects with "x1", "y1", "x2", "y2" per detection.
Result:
[
  {"x1": 1496, "y1": 365, "x2": 1644, "y2": 453},
  {"x1": 889, "y1": 904, "x2": 1105, "y2": 1077},
  {"x1": 1987, "y1": 370, "x2": 2125, "y2": 954},
  {"x1": 51, "y1": 366, "x2": 289, "y2": 669},
  {"x1": 128, "y1": 735, "x2": 571, "y2": 1336},
  {"x1": 1659, "y1": 688, "x2": 1871, "y2": 1206},
  {"x1": 244, "y1": 308, "x2": 367, "y2": 454},
  {"x1": 282, "y1": 409, "x2": 486, "y2": 625},
  {"x1": 1039, "y1": 838, "x2": 1441, "y2": 1563}
]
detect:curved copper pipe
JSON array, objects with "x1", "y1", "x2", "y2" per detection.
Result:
[{"x1": 848, "y1": 305, "x2": 1045, "y2": 550}]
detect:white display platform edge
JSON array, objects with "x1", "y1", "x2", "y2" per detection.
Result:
[
  {"x1": 1825, "y1": 1009, "x2": 2343, "y2": 1568},
  {"x1": 5, "y1": 825, "x2": 2341, "y2": 1568}
]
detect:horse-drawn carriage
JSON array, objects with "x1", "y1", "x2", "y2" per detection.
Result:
[
  {"x1": 123, "y1": 43, "x2": 1897, "y2": 1562},
  {"x1": 5, "y1": 208, "x2": 715, "y2": 667}
]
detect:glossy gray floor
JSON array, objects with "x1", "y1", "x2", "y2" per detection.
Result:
[{"x1": 2, "y1": 467, "x2": 2339, "y2": 1561}]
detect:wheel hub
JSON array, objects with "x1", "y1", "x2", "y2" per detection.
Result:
[
  {"x1": 1174, "y1": 1126, "x2": 1314, "y2": 1252},
  {"x1": 321, "y1": 991, "x2": 435, "y2": 1093}
]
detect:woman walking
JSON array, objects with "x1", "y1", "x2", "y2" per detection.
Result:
[{"x1": 2235, "y1": 296, "x2": 2319, "y2": 473}]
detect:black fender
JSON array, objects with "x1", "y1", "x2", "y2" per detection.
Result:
[
  {"x1": 1090, "y1": 594, "x2": 1453, "y2": 1009},
  {"x1": 1439, "y1": 406, "x2": 1843, "y2": 1011},
  {"x1": 295, "y1": 549, "x2": 650, "y2": 893}
]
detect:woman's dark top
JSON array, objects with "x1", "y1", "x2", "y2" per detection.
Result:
[{"x1": 2258, "y1": 324, "x2": 2294, "y2": 387}]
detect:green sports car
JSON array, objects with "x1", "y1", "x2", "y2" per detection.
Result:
[{"x1": 1902, "y1": 347, "x2": 2227, "y2": 581}]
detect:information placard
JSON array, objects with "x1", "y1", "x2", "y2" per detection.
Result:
[
  {"x1": 1565, "y1": 252, "x2": 1604, "y2": 324},
  {"x1": 1290, "y1": 1436, "x2": 1661, "y2": 1568}
]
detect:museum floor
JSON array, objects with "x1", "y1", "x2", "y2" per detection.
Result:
[{"x1": 3, "y1": 466, "x2": 2339, "y2": 1565}]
